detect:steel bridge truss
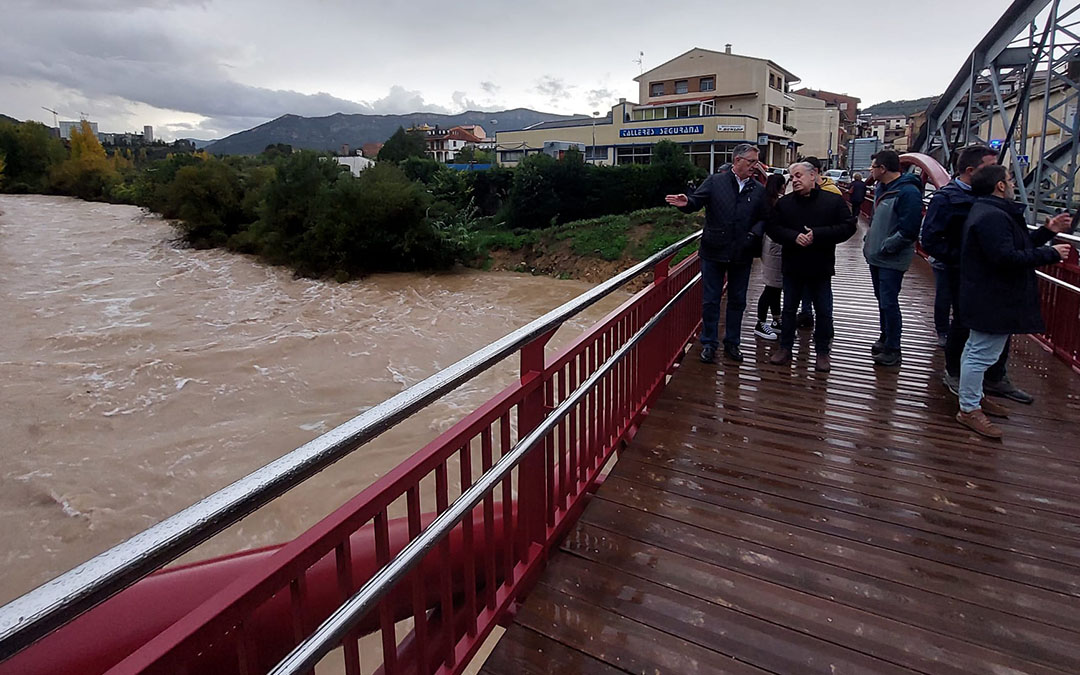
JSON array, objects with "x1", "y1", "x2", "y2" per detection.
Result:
[{"x1": 917, "y1": 0, "x2": 1080, "y2": 222}]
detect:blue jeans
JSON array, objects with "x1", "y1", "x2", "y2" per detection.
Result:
[
  {"x1": 869, "y1": 265, "x2": 905, "y2": 351},
  {"x1": 959, "y1": 331, "x2": 1010, "y2": 412},
  {"x1": 700, "y1": 258, "x2": 752, "y2": 348},
  {"x1": 780, "y1": 275, "x2": 834, "y2": 353}
]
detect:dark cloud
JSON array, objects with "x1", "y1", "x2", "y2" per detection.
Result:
[
  {"x1": 586, "y1": 88, "x2": 616, "y2": 108},
  {"x1": 0, "y1": 6, "x2": 455, "y2": 135},
  {"x1": 535, "y1": 76, "x2": 574, "y2": 104}
]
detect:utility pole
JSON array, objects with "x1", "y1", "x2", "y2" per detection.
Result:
[{"x1": 634, "y1": 51, "x2": 644, "y2": 76}]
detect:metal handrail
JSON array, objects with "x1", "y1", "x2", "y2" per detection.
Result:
[
  {"x1": 1036, "y1": 269, "x2": 1080, "y2": 294},
  {"x1": 0, "y1": 230, "x2": 703, "y2": 662},
  {"x1": 269, "y1": 271, "x2": 702, "y2": 675}
]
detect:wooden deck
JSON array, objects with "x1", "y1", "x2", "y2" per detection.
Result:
[{"x1": 482, "y1": 239, "x2": 1080, "y2": 674}]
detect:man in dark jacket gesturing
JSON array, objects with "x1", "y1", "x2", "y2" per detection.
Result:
[
  {"x1": 864, "y1": 150, "x2": 924, "y2": 367},
  {"x1": 766, "y1": 161, "x2": 857, "y2": 372},
  {"x1": 955, "y1": 164, "x2": 1072, "y2": 438},
  {"x1": 920, "y1": 145, "x2": 1034, "y2": 403},
  {"x1": 666, "y1": 143, "x2": 766, "y2": 364}
]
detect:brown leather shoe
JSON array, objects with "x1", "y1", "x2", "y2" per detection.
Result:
[
  {"x1": 956, "y1": 409, "x2": 1003, "y2": 439},
  {"x1": 815, "y1": 354, "x2": 831, "y2": 372},
  {"x1": 769, "y1": 348, "x2": 791, "y2": 365},
  {"x1": 979, "y1": 397, "x2": 1009, "y2": 418}
]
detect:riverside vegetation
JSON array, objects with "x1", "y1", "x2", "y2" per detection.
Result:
[{"x1": 0, "y1": 120, "x2": 704, "y2": 281}]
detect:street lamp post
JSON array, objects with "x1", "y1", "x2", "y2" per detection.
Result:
[
  {"x1": 591, "y1": 111, "x2": 600, "y2": 164},
  {"x1": 489, "y1": 118, "x2": 498, "y2": 166}
]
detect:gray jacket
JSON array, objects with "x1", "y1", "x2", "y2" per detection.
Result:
[{"x1": 863, "y1": 173, "x2": 924, "y2": 271}]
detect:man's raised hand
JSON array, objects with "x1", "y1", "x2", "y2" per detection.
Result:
[{"x1": 665, "y1": 194, "x2": 689, "y2": 208}]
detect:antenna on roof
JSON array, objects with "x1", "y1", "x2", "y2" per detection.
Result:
[{"x1": 634, "y1": 51, "x2": 644, "y2": 75}]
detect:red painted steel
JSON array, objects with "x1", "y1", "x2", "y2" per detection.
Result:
[{"x1": 14, "y1": 251, "x2": 702, "y2": 675}]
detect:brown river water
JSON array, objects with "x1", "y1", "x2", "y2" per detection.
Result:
[{"x1": 0, "y1": 195, "x2": 627, "y2": 607}]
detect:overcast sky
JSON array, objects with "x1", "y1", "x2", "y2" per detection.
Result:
[{"x1": 0, "y1": 0, "x2": 1019, "y2": 141}]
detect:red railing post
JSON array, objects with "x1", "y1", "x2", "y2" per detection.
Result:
[{"x1": 518, "y1": 329, "x2": 555, "y2": 550}]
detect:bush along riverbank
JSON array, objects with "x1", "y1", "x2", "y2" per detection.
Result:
[{"x1": 1, "y1": 119, "x2": 705, "y2": 282}]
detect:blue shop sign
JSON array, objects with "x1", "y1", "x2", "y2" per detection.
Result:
[{"x1": 620, "y1": 124, "x2": 704, "y2": 138}]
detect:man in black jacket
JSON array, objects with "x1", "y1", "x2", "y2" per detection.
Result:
[
  {"x1": 955, "y1": 164, "x2": 1072, "y2": 438},
  {"x1": 666, "y1": 143, "x2": 766, "y2": 364},
  {"x1": 920, "y1": 145, "x2": 1035, "y2": 402},
  {"x1": 766, "y1": 161, "x2": 857, "y2": 372}
]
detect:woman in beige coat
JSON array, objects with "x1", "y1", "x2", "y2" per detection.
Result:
[{"x1": 754, "y1": 173, "x2": 787, "y2": 340}]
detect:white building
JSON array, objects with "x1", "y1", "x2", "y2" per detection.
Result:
[
  {"x1": 58, "y1": 120, "x2": 98, "y2": 140},
  {"x1": 336, "y1": 156, "x2": 375, "y2": 176}
]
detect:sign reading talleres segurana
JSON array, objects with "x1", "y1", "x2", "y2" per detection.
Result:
[{"x1": 620, "y1": 125, "x2": 704, "y2": 138}]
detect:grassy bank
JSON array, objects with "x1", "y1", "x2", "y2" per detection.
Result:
[{"x1": 474, "y1": 207, "x2": 702, "y2": 283}]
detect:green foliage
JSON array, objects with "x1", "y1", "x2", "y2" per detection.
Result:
[
  {"x1": 0, "y1": 121, "x2": 66, "y2": 192},
  {"x1": 451, "y1": 146, "x2": 494, "y2": 164},
  {"x1": 379, "y1": 127, "x2": 428, "y2": 163},
  {"x1": 165, "y1": 160, "x2": 248, "y2": 247},
  {"x1": 559, "y1": 214, "x2": 629, "y2": 261},
  {"x1": 400, "y1": 156, "x2": 444, "y2": 184},
  {"x1": 506, "y1": 148, "x2": 704, "y2": 229}
]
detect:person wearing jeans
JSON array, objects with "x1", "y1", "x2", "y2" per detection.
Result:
[
  {"x1": 954, "y1": 164, "x2": 1072, "y2": 438},
  {"x1": 863, "y1": 150, "x2": 923, "y2": 367},
  {"x1": 700, "y1": 259, "x2": 753, "y2": 351},
  {"x1": 666, "y1": 143, "x2": 767, "y2": 365},
  {"x1": 921, "y1": 145, "x2": 1032, "y2": 402}
]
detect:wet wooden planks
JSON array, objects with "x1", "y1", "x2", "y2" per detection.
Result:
[{"x1": 484, "y1": 238, "x2": 1080, "y2": 674}]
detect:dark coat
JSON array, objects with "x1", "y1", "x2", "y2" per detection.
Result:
[
  {"x1": 679, "y1": 170, "x2": 766, "y2": 263},
  {"x1": 766, "y1": 187, "x2": 857, "y2": 278},
  {"x1": 849, "y1": 179, "x2": 867, "y2": 206},
  {"x1": 959, "y1": 196, "x2": 1061, "y2": 335},
  {"x1": 920, "y1": 179, "x2": 975, "y2": 267}
]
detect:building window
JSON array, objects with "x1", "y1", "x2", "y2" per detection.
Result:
[
  {"x1": 675, "y1": 105, "x2": 690, "y2": 118},
  {"x1": 616, "y1": 145, "x2": 653, "y2": 165},
  {"x1": 769, "y1": 72, "x2": 783, "y2": 91},
  {"x1": 700, "y1": 77, "x2": 715, "y2": 91},
  {"x1": 675, "y1": 80, "x2": 688, "y2": 94},
  {"x1": 650, "y1": 82, "x2": 664, "y2": 97},
  {"x1": 500, "y1": 150, "x2": 523, "y2": 162},
  {"x1": 700, "y1": 101, "x2": 715, "y2": 115},
  {"x1": 767, "y1": 106, "x2": 782, "y2": 124},
  {"x1": 585, "y1": 146, "x2": 608, "y2": 161},
  {"x1": 839, "y1": 102, "x2": 848, "y2": 111}
]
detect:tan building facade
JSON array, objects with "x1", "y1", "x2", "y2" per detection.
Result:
[
  {"x1": 495, "y1": 46, "x2": 800, "y2": 171},
  {"x1": 788, "y1": 93, "x2": 841, "y2": 162}
]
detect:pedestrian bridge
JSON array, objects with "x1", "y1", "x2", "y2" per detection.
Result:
[
  {"x1": 482, "y1": 230, "x2": 1080, "y2": 675},
  {"x1": 2, "y1": 180, "x2": 1079, "y2": 674}
]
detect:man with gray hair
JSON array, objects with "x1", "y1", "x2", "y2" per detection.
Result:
[
  {"x1": 666, "y1": 143, "x2": 767, "y2": 364},
  {"x1": 766, "y1": 161, "x2": 857, "y2": 371}
]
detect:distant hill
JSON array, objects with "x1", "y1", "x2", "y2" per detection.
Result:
[
  {"x1": 181, "y1": 138, "x2": 217, "y2": 149},
  {"x1": 864, "y1": 97, "x2": 936, "y2": 118},
  {"x1": 0, "y1": 113, "x2": 21, "y2": 125},
  {"x1": 205, "y1": 109, "x2": 585, "y2": 155}
]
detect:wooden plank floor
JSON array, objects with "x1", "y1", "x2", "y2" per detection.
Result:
[{"x1": 482, "y1": 235, "x2": 1080, "y2": 674}]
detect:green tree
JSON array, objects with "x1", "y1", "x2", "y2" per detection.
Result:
[
  {"x1": 0, "y1": 152, "x2": 5, "y2": 187},
  {"x1": 379, "y1": 127, "x2": 428, "y2": 162},
  {"x1": 0, "y1": 121, "x2": 66, "y2": 192},
  {"x1": 165, "y1": 160, "x2": 247, "y2": 247}
]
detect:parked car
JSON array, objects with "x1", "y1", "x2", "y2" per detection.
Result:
[{"x1": 824, "y1": 169, "x2": 851, "y2": 185}]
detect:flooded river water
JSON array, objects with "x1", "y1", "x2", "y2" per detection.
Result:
[{"x1": 0, "y1": 195, "x2": 626, "y2": 606}]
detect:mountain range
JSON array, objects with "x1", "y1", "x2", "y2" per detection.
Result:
[
  {"x1": 863, "y1": 97, "x2": 936, "y2": 118},
  {"x1": 205, "y1": 109, "x2": 584, "y2": 155}
]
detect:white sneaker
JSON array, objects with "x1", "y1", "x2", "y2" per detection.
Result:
[{"x1": 754, "y1": 321, "x2": 778, "y2": 341}]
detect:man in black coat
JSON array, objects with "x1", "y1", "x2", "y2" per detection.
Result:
[
  {"x1": 766, "y1": 161, "x2": 857, "y2": 372},
  {"x1": 666, "y1": 143, "x2": 766, "y2": 364},
  {"x1": 955, "y1": 164, "x2": 1072, "y2": 438},
  {"x1": 920, "y1": 145, "x2": 1034, "y2": 403}
]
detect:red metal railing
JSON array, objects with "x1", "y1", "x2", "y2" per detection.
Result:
[
  {"x1": 99, "y1": 252, "x2": 702, "y2": 674},
  {"x1": 849, "y1": 153, "x2": 1080, "y2": 373}
]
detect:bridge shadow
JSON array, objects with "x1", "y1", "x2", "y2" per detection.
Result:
[{"x1": 483, "y1": 234, "x2": 1080, "y2": 674}]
